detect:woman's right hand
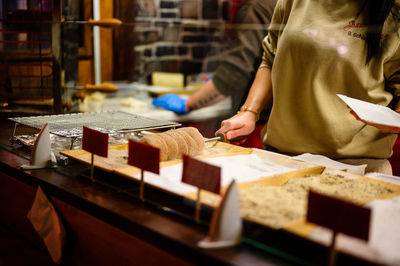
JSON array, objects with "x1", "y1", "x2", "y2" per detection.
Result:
[
  {"x1": 215, "y1": 111, "x2": 257, "y2": 143},
  {"x1": 216, "y1": 67, "x2": 272, "y2": 144}
]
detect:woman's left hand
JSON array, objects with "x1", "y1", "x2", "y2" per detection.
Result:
[{"x1": 349, "y1": 109, "x2": 400, "y2": 133}]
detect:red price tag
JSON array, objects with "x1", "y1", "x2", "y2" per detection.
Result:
[
  {"x1": 82, "y1": 126, "x2": 109, "y2": 157},
  {"x1": 182, "y1": 155, "x2": 221, "y2": 194},
  {"x1": 128, "y1": 139, "x2": 160, "y2": 174},
  {"x1": 307, "y1": 190, "x2": 371, "y2": 241}
]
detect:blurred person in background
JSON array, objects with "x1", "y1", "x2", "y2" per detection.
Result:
[{"x1": 152, "y1": 0, "x2": 277, "y2": 125}]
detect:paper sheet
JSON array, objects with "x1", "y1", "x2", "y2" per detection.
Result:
[
  {"x1": 133, "y1": 154, "x2": 298, "y2": 195},
  {"x1": 364, "y1": 172, "x2": 400, "y2": 185},
  {"x1": 291, "y1": 153, "x2": 367, "y2": 175},
  {"x1": 337, "y1": 94, "x2": 400, "y2": 127}
]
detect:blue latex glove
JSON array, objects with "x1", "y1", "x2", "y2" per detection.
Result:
[{"x1": 152, "y1": 94, "x2": 188, "y2": 114}]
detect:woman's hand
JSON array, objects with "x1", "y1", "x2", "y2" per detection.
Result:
[
  {"x1": 349, "y1": 109, "x2": 400, "y2": 133},
  {"x1": 215, "y1": 67, "x2": 272, "y2": 145},
  {"x1": 215, "y1": 111, "x2": 257, "y2": 144}
]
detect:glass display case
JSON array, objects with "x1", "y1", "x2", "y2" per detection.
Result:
[
  {"x1": 0, "y1": 0, "x2": 135, "y2": 116},
  {"x1": 0, "y1": 0, "x2": 73, "y2": 114}
]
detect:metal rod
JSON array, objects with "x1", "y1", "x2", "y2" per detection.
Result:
[
  {"x1": 205, "y1": 133, "x2": 246, "y2": 143},
  {"x1": 205, "y1": 136, "x2": 223, "y2": 142},
  {"x1": 12, "y1": 123, "x2": 18, "y2": 139},
  {"x1": 205, "y1": 133, "x2": 226, "y2": 142},
  {"x1": 62, "y1": 19, "x2": 124, "y2": 27},
  {"x1": 70, "y1": 137, "x2": 76, "y2": 150},
  {"x1": 52, "y1": 0, "x2": 62, "y2": 113},
  {"x1": 63, "y1": 21, "x2": 88, "y2": 24},
  {"x1": 93, "y1": 0, "x2": 101, "y2": 85}
]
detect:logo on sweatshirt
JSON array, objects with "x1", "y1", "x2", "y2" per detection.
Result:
[
  {"x1": 344, "y1": 20, "x2": 367, "y2": 40},
  {"x1": 344, "y1": 20, "x2": 386, "y2": 40}
]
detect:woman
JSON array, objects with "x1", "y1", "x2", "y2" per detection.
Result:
[{"x1": 216, "y1": 0, "x2": 400, "y2": 174}]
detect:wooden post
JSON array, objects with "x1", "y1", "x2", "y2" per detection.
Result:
[
  {"x1": 90, "y1": 153, "x2": 94, "y2": 181},
  {"x1": 140, "y1": 170, "x2": 145, "y2": 201},
  {"x1": 328, "y1": 231, "x2": 338, "y2": 266},
  {"x1": 195, "y1": 188, "x2": 201, "y2": 222}
]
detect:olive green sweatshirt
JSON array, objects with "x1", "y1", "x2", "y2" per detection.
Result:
[{"x1": 260, "y1": 0, "x2": 400, "y2": 159}]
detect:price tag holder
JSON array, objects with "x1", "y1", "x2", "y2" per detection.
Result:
[
  {"x1": 21, "y1": 123, "x2": 55, "y2": 170},
  {"x1": 182, "y1": 155, "x2": 221, "y2": 193},
  {"x1": 128, "y1": 140, "x2": 160, "y2": 200},
  {"x1": 182, "y1": 155, "x2": 221, "y2": 222},
  {"x1": 82, "y1": 126, "x2": 109, "y2": 157},
  {"x1": 82, "y1": 126, "x2": 109, "y2": 181},
  {"x1": 198, "y1": 180, "x2": 242, "y2": 249},
  {"x1": 307, "y1": 190, "x2": 371, "y2": 266}
]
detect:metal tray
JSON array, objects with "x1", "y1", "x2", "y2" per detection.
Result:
[{"x1": 9, "y1": 111, "x2": 181, "y2": 138}]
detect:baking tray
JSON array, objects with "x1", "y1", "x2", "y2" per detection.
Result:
[
  {"x1": 60, "y1": 142, "x2": 400, "y2": 265},
  {"x1": 9, "y1": 111, "x2": 181, "y2": 138}
]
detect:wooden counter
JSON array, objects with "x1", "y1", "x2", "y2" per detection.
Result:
[{"x1": 0, "y1": 119, "x2": 376, "y2": 265}]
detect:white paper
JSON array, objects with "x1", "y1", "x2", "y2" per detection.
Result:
[
  {"x1": 291, "y1": 153, "x2": 367, "y2": 175},
  {"x1": 251, "y1": 148, "x2": 292, "y2": 159},
  {"x1": 134, "y1": 154, "x2": 298, "y2": 195},
  {"x1": 364, "y1": 172, "x2": 400, "y2": 185},
  {"x1": 366, "y1": 196, "x2": 400, "y2": 264},
  {"x1": 337, "y1": 94, "x2": 400, "y2": 128}
]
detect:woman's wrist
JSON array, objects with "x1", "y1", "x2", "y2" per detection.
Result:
[{"x1": 237, "y1": 105, "x2": 260, "y2": 121}]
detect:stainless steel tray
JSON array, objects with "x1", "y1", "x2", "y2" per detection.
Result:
[{"x1": 9, "y1": 111, "x2": 181, "y2": 138}]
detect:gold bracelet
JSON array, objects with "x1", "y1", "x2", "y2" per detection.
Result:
[{"x1": 237, "y1": 105, "x2": 260, "y2": 120}]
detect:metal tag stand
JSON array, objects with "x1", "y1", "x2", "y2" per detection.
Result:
[{"x1": 198, "y1": 180, "x2": 242, "y2": 249}]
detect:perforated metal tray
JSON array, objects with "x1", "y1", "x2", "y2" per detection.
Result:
[{"x1": 9, "y1": 111, "x2": 181, "y2": 138}]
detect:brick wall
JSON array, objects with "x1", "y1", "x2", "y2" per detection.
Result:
[{"x1": 134, "y1": 0, "x2": 235, "y2": 83}]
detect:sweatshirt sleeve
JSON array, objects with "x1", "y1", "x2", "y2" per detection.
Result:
[
  {"x1": 212, "y1": 0, "x2": 276, "y2": 97},
  {"x1": 260, "y1": 0, "x2": 287, "y2": 68},
  {"x1": 384, "y1": 43, "x2": 400, "y2": 97}
]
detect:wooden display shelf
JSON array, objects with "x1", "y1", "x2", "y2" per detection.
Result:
[{"x1": 0, "y1": 119, "x2": 384, "y2": 265}]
